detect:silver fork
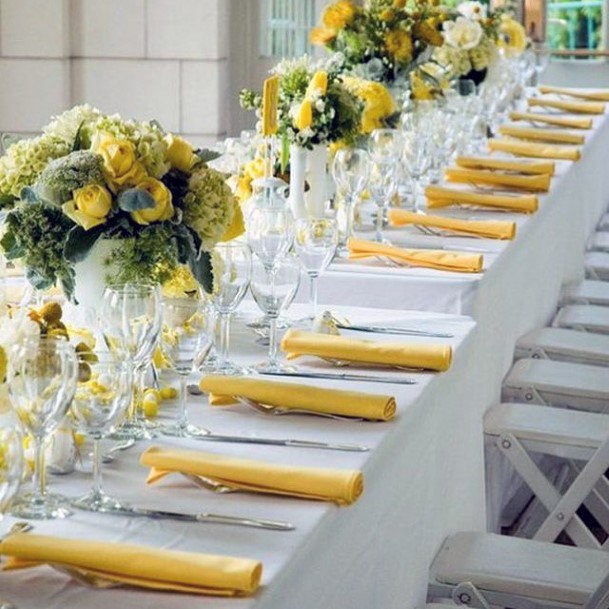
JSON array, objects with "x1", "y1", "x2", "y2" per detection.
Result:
[
  {"x1": 181, "y1": 472, "x2": 237, "y2": 494},
  {"x1": 235, "y1": 396, "x2": 364, "y2": 422},
  {"x1": 49, "y1": 564, "x2": 119, "y2": 589}
]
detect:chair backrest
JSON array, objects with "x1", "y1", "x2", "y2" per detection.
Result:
[{"x1": 584, "y1": 571, "x2": 609, "y2": 609}]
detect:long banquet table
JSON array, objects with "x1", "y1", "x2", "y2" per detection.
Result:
[{"x1": 1, "y1": 96, "x2": 609, "y2": 609}]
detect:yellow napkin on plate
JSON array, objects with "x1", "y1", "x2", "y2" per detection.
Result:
[
  {"x1": 387, "y1": 209, "x2": 515, "y2": 240},
  {"x1": 528, "y1": 97, "x2": 605, "y2": 115},
  {"x1": 280, "y1": 328, "x2": 452, "y2": 372},
  {"x1": 0, "y1": 534, "x2": 262, "y2": 597},
  {"x1": 141, "y1": 446, "x2": 363, "y2": 505},
  {"x1": 456, "y1": 155, "x2": 555, "y2": 175},
  {"x1": 510, "y1": 111, "x2": 593, "y2": 130},
  {"x1": 200, "y1": 375, "x2": 396, "y2": 421},
  {"x1": 425, "y1": 185, "x2": 538, "y2": 213},
  {"x1": 488, "y1": 138, "x2": 581, "y2": 161},
  {"x1": 538, "y1": 85, "x2": 609, "y2": 102},
  {"x1": 348, "y1": 238, "x2": 483, "y2": 273},
  {"x1": 498, "y1": 124, "x2": 585, "y2": 145},
  {"x1": 444, "y1": 167, "x2": 551, "y2": 192}
]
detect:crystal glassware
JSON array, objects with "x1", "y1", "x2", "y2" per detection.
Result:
[
  {"x1": 294, "y1": 218, "x2": 338, "y2": 320},
  {"x1": 212, "y1": 242, "x2": 252, "y2": 375},
  {"x1": 332, "y1": 148, "x2": 371, "y2": 249},
  {"x1": 247, "y1": 205, "x2": 294, "y2": 272},
  {"x1": 160, "y1": 296, "x2": 212, "y2": 437},
  {"x1": 249, "y1": 256, "x2": 301, "y2": 372},
  {"x1": 368, "y1": 160, "x2": 399, "y2": 242},
  {"x1": 70, "y1": 353, "x2": 133, "y2": 512},
  {"x1": 402, "y1": 132, "x2": 431, "y2": 213},
  {"x1": 99, "y1": 283, "x2": 162, "y2": 441},
  {"x1": 9, "y1": 336, "x2": 78, "y2": 519}
]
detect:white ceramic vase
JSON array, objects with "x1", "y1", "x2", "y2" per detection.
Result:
[{"x1": 288, "y1": 143, "x2": 328, "y2": 219}]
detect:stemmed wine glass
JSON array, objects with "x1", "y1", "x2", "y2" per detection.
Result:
[
  {"x1": 212, "y1": 242, "x2": 252, "y2": 375},
  {"x1": 294, "y1": 218, "x2": 339, "y2": 321},
  {"x1": 9, "y1": 336, "x2": 78, "y2": 519},
  {"x1": 70, "y1": 353, "x2": 133, "y2": 512},
  {"x1": 332, "y1": 148, "x2": 371, "y2": 250},
  {"x1": 532, "y1": 42, "x2": 550, "y2": 86},
  {"x1": 250, "y1": 256, "x2": 300, "y2": 372},
  {"x1": 247, "y1": 205, "x2": 294, "y2": 272},
  {"x1": 160, "y1": 296, "x2": 212, "y2": 436},
  {"x1": 100, "y1": 283, "x2": 162, "y2": 441},
  {"x1": 402, "y1": 132, "x2": 431, "y2": 213},
  {"x1": 368, "y1": 161, "x2": 400, "y2": 243}
]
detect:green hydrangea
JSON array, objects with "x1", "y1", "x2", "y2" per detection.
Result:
[
  {"x1": 36, "y1": 151, "x2": 105, "y2": 205},
  {"x1": 86, "y1": 115, "x2": 170, "y2": 178},
  {"x1": 470, "y1": 36, "x2": 494, "y2": 71},
  {"x1": 0, "y1": 135, "x2": 70, "y2": 201},
  {"x1": 182, "y1": 165, "x2": 236, "y2": 250},
  {"x1": 433, "y1": 45, "x2": 472, "y2": 77},
  {"x1": 43, "y1": 104, "x2": 102, "y2": 145}
]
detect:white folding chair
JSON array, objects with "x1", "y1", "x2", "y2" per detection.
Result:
[
  {"x1": 586, "y1": 252, "x2": 609, "y2": 281},
  {"x1": 485, "y1": 403, "x2": 609, "y2": 548},
  {"x1": 587, "y1": 232, "x2": 609, "y2": 253},
  {"x1": 502, "y1": 359, "x2": 609, "y2": 413},
  {"x1": 553, "y1": 305, "x2": 609, "y2": 335},
  {"x1": 428, "y1": 531, "x2": 609, "y2": 609},
  {"x1": 562, "y1": 280, "x2": 609, "y2": 307},
  {"x1": 515, "y1": 327, "x2": 609, "y2": 367}
]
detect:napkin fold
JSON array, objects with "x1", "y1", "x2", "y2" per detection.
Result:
[
  {"x1": 538, "y1": 85, "x2": 609, "y2": 102},
  {"x1": 200, "y1": 375, "x2": 396, "y2": 421},
  {"x1": 444, "y1": 167, "x2": 551, "y2": 192},
  {"x1": 348, "y1": 238, "x2": 483, "y2": 273},
  {"x1": 141, "y1": 446, "x2": 363, "y2": 505},
  {"x1": 425, "y1": 185, "x2": 538, "y2": 213},
  {"x1": 488, "y1": 138, "x2": 581, "y2": 161},
  {"x1": 528, "y1": 97, "x2": 605, "y2": 115},
  {"x1": 510, "y1": 111, "x2": 593, "y2": 130},
  {"x1": 387, "y1": 209, "x2": 515, "y2": 240},
  {"x1": 280, "y1": 328, "x2": 452, "y2": 372},
  {"x1": 498, "y1": 124, "x2": 585, "y2": 145},
  {"x1": 456, "y1": 155, "x2": 555, "y2": 175},
  {"x1": 0, "y1": 534, "x2": 262, "y2": 597}
]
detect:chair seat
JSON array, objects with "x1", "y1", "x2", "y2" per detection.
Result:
[
  {"x1": 485, "y1": 403, "x2": 609, "y2": 449},
  {"x1": 586, "y1": 252, "x2": 609, "y2": 281},
  {"x1": 431, "y1": 532, "x2": 609, "y2": 604},
  {"x1": 515, "y1": 327, "x2": 609, "y2": 366},
  {"x1": 562, "y1": 280, "x2": 609, "y2": 306},
  {"x1": 554, "y1": 305, "x2": 609, "y2": 335},
  {"x1": 588, "y1": 232, "x2": 609, "y2": 253}
]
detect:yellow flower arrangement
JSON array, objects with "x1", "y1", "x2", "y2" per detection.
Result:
[{"x1": 343, "y1": 76, "x2": 397, "y2": 134}]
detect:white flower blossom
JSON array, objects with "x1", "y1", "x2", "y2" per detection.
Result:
[
  {"x1": 457, "y1": 1, "x2": 487, "y2": 21},
  {"x1": 443, "y1": 17, "x2": 483, "y2": 50}
]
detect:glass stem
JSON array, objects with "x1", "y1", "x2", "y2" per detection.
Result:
[
  {"x1": 177, "y1": 374, "x2": 188, "y2": 430},
  {"x1": 309, "y1": 274, "x2": 318, "y2": 320},
  {"x1": 33, "y1": 437, "x2": 46, "y2": 501},
  {"x1": 131, "y1": 366, "x2": 145, "y2": 425},
  {"x1": 375, "y1": 204, "x2": 384, "y2": 242},
  {"x1": 91, "y1": 438, "x2": 103, "y2": 498},
  {"x1": 219, "y1": 313, "x2": 231, "y2": 364},
  {"x1": 268, "y1": 316, "x2": 278, "y2": 366},
  {"x1": 345, "y1": 194, "x2": 356, "y2": 243}
]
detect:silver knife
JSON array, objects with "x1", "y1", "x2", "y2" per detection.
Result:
[
  {"x1": 335, "y1": 323, "x2": 454, "y2": 338},
  {"x1": 392, "y1": 240, "x2": 494, "y2": 254},
  {"x1": 86, "y1": 505, "x2": 295, "y2": 531},
  {"x1": 258, "y1": 370, "x2": 417, "y2": 385},
  {"x1": 198, "y1": 434, "x2": 369, "y2": 452}
]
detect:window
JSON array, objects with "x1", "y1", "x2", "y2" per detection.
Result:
[
  {"x1": 547, "y1": 0, "x2": 606, "y2": 52},
  {"x1": 260, "y1": 0, "x2": 317, "y2": 58}
]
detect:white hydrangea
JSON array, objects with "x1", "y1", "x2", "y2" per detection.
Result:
[
  {"x1": 43, "y1": 104, "x2": 102, "y2": 144},
  {"x1": 443, "y1": 17, "x2": 483, "y2": 50}
]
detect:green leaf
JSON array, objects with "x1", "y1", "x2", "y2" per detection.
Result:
[
  {"x1": 172, "y1": 224, "x2": 196, "y2": 265},
  {"x1": 26, "y1": 267, "x2": 53, "y2": 291},
  {"x1": 0, "y1": 229, "x2": 24, "y2": 259},
  {"x1": 117, "y1": 188, "x2": 156, "y2": 212},
  {"x1": 72, "y1": 121, "x2": 85, "y2": 151},
  {"x1": 188, "y1": 250, "x2": 213, "y2": 294},
  {"x1": 64, "y1": 225, "x2": 104, "y2": 263},
  {"x1": 0, "y1": 193, "x2": 16, "y2": 209},
  {"x1": 195, "y1": 148, "x2": 221, "y2": 164},
  {"x1": 150, "y1": 119, "x2": 166, "y2": 135},
  {"x1": 20, "y1": 186, "x2": 39, "y2": 203},
  {"x1": 60, "y1": 272, "x2": 75, "y2": 302}
]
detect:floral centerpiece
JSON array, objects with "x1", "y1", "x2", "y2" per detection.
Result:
[{"x1": 0, "y1": 105, "x2": 243, "y2": 305}]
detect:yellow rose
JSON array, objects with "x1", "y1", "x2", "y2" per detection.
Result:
[
  {"x1": 92, "y1": 133, "x2": 146, "y2": 192},
  {"x1": 293, "y1": 99, "x2": 313, "y2": 131},
  {"x1": 131, "y1": 177, "x2": 174, "y2": 225},
  {"x1": 322, "y1": 0, "x2": 356, "y2": 30},
  {"x1": 309, "y1": 26, "x2": 337, "y2": 45},
  {"x1": 385, "y1": 30, "x2": 413, "y2": 63},
  {"x1": 62, "y1": 184, "x2": 113, "y2": 231},
  {"x1": 306, "y1": 70, "x2": 328, "y2": 98},
  {"x1": 220, "y1": 202, "x2": 245, "y2": 242},
  {"x1": 165, "y1": 134, "x2": 197, "y2": 173}
]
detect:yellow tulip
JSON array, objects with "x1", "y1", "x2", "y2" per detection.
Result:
[
  {"x1": 165, "y1": 134, "x2": 197, "y2": 173},
  {"x1": 92, "y1": 132, "x2": 146, "y2": 192},
  {"x1": 131, "y1": 177, "x2": 174, "y2": 225},
  {"x1": 306, "y1": 71, "x2": 328, "y2": 98},
  {"x1": 293, "y1": 100, "x2": 313, "y2": 130},
  {"x1": 62, "y1": 184, "x2": 113, "y2": 231}
]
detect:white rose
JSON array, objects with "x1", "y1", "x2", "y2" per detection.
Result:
[
  {"x1": 443, "y1": 17, "x2": 483, "y2": 50},
  {"x1": 457, "y1": 1, "x2": 487, "y2": 21}
]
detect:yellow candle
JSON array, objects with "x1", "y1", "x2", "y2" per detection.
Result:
[{"x1": 262, "y1": 75, "x2": 280, "y2": 136}]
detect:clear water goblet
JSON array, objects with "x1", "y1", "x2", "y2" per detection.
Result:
[
  {"x1": 247, "y1": 206, "x2": 294, "y2": 272},
  {"x1": 368, "y1": 160, "x2": 399, "y2": 242},
  {"x1": 402, "y1": 133, "x2": 431, "y2": 213}
]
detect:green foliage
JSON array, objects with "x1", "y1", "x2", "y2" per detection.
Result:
[
  {"x1": 64, "y1": 225, "x2": 104, "y2": 263},
  {"x1": 116, "y1": 188, "x2": 156, "y2": 212}
]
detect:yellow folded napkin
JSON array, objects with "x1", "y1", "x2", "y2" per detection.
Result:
[
  {"x1": 498, "y1": 124, "x2": 585, "y2": 145},
  {"x1": 510, "y1": 111, "x2": 593, "y2": 130},
  {"x1": 141, "y1": 446, "x2": 363, "y2": 505},
  {"x1": 0, "y1": 534, "x2": 262, "y2": 597},
  {"x1": 387, "y1": 209, "x2": 515, "y2": 240},
  {"x1": 200, "y1": 375, "x2": 396, "y2": 421},
  {"x1": 538, "y1": 85, "x2": 609, "y2": 102},
  {"x1": 488, "y1": 138, "x2": 581, "y2": 161},
  {"x1": 528, "y1": 97, "x2": 605, "y2": 115},
  {"x1": 348, "y1": 238, "x2": 483, "y2": 273},
  {"x1": 444, "y1": 167, "x2": 551, "y2": 192},
  {"x1": 456, "y1": 155, "x2": 555, "y2": 175},
  {"x1": 425, "y1": 185, "x2": 538, "y2": 213},
  {"x1": 280, "y1": 328, "x2": 452, "y2": 372}
]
